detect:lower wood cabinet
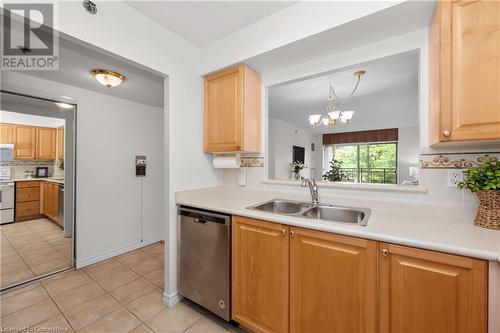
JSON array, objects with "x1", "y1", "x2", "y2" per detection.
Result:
[
  {"x1": 41, "y1": 181, "x2": 59, "y2": 223},
  {"x1": 379, "y1": 242, "x2": 488, "y2": 333},
  {"x1": 232, "y1": 216, "x2": 488, "y2": 333},
  {"x1": 232, "y1": 216, "x2": 289, "y2": 333},
  {"x1": 15, "y1": 181, "x2": 41, "y2": 221},
  {"x1": 290, "y1": 227, "x2": 377, "y2": 333}
]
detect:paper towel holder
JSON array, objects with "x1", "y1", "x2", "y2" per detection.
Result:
[{"x1": 212, "y1": 152, "x2": 241, "y2": 169}]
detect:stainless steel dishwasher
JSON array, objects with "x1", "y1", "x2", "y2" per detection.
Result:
[{"x1": 179, "y1": 206, "x2": 231, "y2": 321}]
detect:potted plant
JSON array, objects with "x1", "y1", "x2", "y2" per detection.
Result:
[
  {"x1": 322, "y1": 159, "x2": 350, "y2": 182},
  {"x1": 457, "y1": 159, "x2": 500, "y2": 230},
  {"x1": 290, "y1": 161, "x2": 306, "y2": 180}
]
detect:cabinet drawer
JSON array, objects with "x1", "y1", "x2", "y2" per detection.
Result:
[
  {"x1": 16, "y1": 187, "x2": 40, "y2": 203},
  {"x1": 16, "y1": 201, "x2": 40, "y2": 217},
  {"x1": 16, "y1": 181, "x2": 40, "y2": 189}
]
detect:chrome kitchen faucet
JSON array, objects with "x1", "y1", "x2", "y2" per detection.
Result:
[{"x1": 301, "y1": 178, "x2": 319, "y2": 205}]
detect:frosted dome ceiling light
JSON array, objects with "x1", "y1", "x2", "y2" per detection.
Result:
[{"x1": 91, "y1": 69, "x2": 125, "y2": 88}]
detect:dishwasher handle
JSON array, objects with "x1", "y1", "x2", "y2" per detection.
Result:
[
  {"x1": 194, "y1": 218, "x2": 208, "y2": 226},
  {"x1": 179, "y1": 206, "x2": 231, "y2": 225}
]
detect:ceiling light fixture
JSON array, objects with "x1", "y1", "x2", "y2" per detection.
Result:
[
  {"x1": 91, "y1": 69, "x2": 126, "y2": 88},
  {"x1": 308, "y1": 70, "x2": 365, "y2": 128},
  {"x1": 55, "y1": 102, "x2": 74, "y2": 109}
]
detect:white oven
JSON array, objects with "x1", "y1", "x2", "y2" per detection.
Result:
[{"x1": 0, "y1": 166, "x2": 15, "y2": 225}]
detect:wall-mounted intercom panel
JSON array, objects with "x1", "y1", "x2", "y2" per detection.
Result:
[{"x1": 135, "y1": 155, "x2": 146, "y2": 176}]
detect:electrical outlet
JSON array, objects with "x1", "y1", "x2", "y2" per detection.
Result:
[{"x1": 447, "y1": 169, "x2": 463, "y2": 188}]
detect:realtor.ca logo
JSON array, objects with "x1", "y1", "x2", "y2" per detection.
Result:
[{"x1": 2, "y1": 3, "x2": 59, "y2": 70}]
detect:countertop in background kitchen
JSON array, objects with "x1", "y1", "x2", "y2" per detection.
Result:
[{"x1": 15, "y1": 178, "x2": 64, "y2": 185}]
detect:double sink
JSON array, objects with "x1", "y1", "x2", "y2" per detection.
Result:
[{"x1": 248, "y1": 199, "x2": 369, "y2": 226}]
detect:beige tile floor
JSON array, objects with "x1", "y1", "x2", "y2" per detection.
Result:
[
  {"x1": 1, "y1": 242, "x2": 235, "y2": 333},
  {"x1": 1, "y1": 218, "x2": 73, "y2": 288}
]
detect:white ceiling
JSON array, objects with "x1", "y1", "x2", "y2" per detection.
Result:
[
  {"x1": 12, "y1": 36, "x2": 165, "y2": 107},
  {"x1": 125, "y1": 1, "x2": 296, "y2": 47},
  {"x1": 245, "y1": 0, "x2": 436, "y2": 74},
  {"x1": 269, "y1": 51, "x2": 419, "y2": 134}
]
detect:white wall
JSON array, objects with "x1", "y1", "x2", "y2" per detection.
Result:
[
  {"x1": 269, "y1": 118, "x2": 322, "y2": 180},
  {"x1": 0, "y1": 110, "x2": 64, "y2": 128},
  {"x1": 398, "y1": 126, "x2": 419, "y2": 182},
  {"x1": 36, "y1": 1, "x2": 224, "y2": 306},
  {"x1": 2, "y1": 71, "x2": 165, "y2": 266}
]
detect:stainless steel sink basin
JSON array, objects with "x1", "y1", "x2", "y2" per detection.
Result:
[
  {"x1": 249, "y1": 199, "x2": 312, "y2": 215},
  {"x1": 247, "y1": 199, "x2": 370, "y2": 226},
  {"x1": 301, "y1": 205, "x2": 369, "y2": 225}
]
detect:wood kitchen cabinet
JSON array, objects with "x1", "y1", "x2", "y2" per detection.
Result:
[
  {"x1": 204, "y1": 64, "x2": 261, "y2": 153},
  {"x1": 57, "y1": 126, "x2": 64, "y2": 159},
  {"x1": 36, "y1": 127, "x2": 56, "y2": 160},
  {"x1": 13, "y1": 125, "x2": 36, "y2": 160},
  {"x1": 0, "y1": 123, "x2": 14, "y2": 144},
  {"x1": 379, "y1": 242, "x2": 488, "y2": 333},
  {"x1": 232, "y1": 216, "x2": 289, "y2": 333},
  {"x1": 429, "y1": 0, "x2": 500, "y2": 143},
  {"x1": 232, "y1": 216, "x2": 488, "y2": 333},
  {"x1": 41, "y1": 181, "x2": 59, "y2": 223},
  {"x1": 15, "y1": 181, "x2": 41, "y2": 221},
  {"x1": 289, "y1": 227, "x2": 377, "y2": 333}
]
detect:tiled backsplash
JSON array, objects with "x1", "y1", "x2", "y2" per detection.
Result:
[
  {"x1": 240, "y1": 157, "x2": 264, "y2": 167},
  {"x1": 1, "y1": 161, "x2": 54, "y2": 166},
  {"x1": 420, "y1": 152, "x2": 499, "y2": 169}
]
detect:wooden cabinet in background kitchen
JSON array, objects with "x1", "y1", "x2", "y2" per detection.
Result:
[
  {"x1": 36, "y1": 127, "x2": 56, "y2": 160},
  {"x1": 15, "y1": 181, "x2": 41, "y2": 221},
  {"x1": 429, "y1": 0, "x2": 500, "y2": 143},
  {"x1": 289, "y1": 227, "x2": 377, "y2": 333},
  {"x1": 379, "y1": 242, "x2": 487, "y2": 333},
  {"x1": 232, "y1": 216, "x2": 289, "y2": 333},
  {"x1": 204, "y1": 64, "x2": 261, "y2": 153},
  {"x1": 13, "y1": 125, "x2": 36, "y2": 160},
  {"x1": 0, "y1": 123, "x2": 14, "y2": 144},
  {"x1": 41, "y1": 181, "x2": 59, "y2": 222},
  {"x1": 57, "y1": 126, "x2": 64, "y2": 159}
]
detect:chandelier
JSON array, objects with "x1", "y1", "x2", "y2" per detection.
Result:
[{"x1": 308, "y1": 70, "x2": 365, "y2": 128}]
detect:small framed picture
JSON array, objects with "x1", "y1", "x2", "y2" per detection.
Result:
[{"x1": 35, "y1": 167, "x2": 48, "y2": 178}]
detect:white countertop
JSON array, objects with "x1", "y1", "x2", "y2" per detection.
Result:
[
  {"x1": 176, "y1": 186, "x2": 500, "y2": 263},
  {"x1": 15, "y1": 178, "x2": 64, "y2": 185}
]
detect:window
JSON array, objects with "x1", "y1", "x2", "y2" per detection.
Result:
[{"x1": 323, "y1": 142, "x2": 398, "y2": 184}]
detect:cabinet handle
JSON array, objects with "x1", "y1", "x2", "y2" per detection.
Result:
[
  {"x1": 281, "y1": 229, "x2": 286, "y2": 236},
  {"x1": 442, "y1": 130, "x2": 451, "y2": 137},
  {"x1": 290, "y1": 230, "x2": 295, "y2": 237},
  {"x1": 381, "y1": 249, "x2": 389, "y2": 256}
]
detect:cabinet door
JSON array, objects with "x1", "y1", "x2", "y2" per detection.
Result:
[
  {"x1": 379, "y1": 243, "x2": 487, "y2": 333},
  {"x1": 443, "y1": 0, "x2": 500, "y2": 141},
  {"x1": 13, "y1": 125, "x2": 36, "y2": 160},
  {"x1": 41, "y1": 182, "x2": 48, "y2": 216},
  {"x1": 36, "y1": 127, "x2": 56, "y2": 160},
  {"x1": 232, "y1": 216, "x2": 289, "y2": 333},
  {"x1": 52, "y1": 184, "x2": 59, "y2": 223},
  {"x1": 204, "y1": 66, "x2": 243, "y2": 152},
  {"x1": 57, "y1": 126, "x2": 64, "y2": 159},
  {"x1": 0, "y1": 124, "x2": 14, "y2": 144},
  {"x1": 290, "y1": 227, "x2": 377, "y2": 333}
]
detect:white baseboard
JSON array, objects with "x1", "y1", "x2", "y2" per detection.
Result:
[
  {"x1": 76, "y1": 234, "x2": 164, "y2": 268},
  {"x1": 163, "y1": 291, "x2": 183, "y2": 308}
]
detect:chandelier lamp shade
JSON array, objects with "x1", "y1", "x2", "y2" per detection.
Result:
[{"x1": 308, "y1": 70, "x2": 365, "y2": 128}]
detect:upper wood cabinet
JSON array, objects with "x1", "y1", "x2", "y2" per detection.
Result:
[
  {"x1": 429, "y1": 0, "x2": 500, "y2": 143},
  {"x1": 379, "y1": 242, "x2": 487, "y2": 333},
  {"x1": 36, "y1": 127, "x2": 56, "y2": 160},
  {"x1": 0, "y1": 123, "x2": 14, "y2": 144},
  {"x1": 13, "y1": 125, "x2": 36, "y2": 160},
  {"x1": 204, "y1": 64, "x2": 261, "y2": 153},
  {"x1": 57, "y1": 126, "x2": 64, "y2": 160},
  {"x1": 289, "y1": 227, "x2": 377, "y2": 333},
  {"x1": 232, "y1": 216, "x2": 289, "y2": 333}
]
